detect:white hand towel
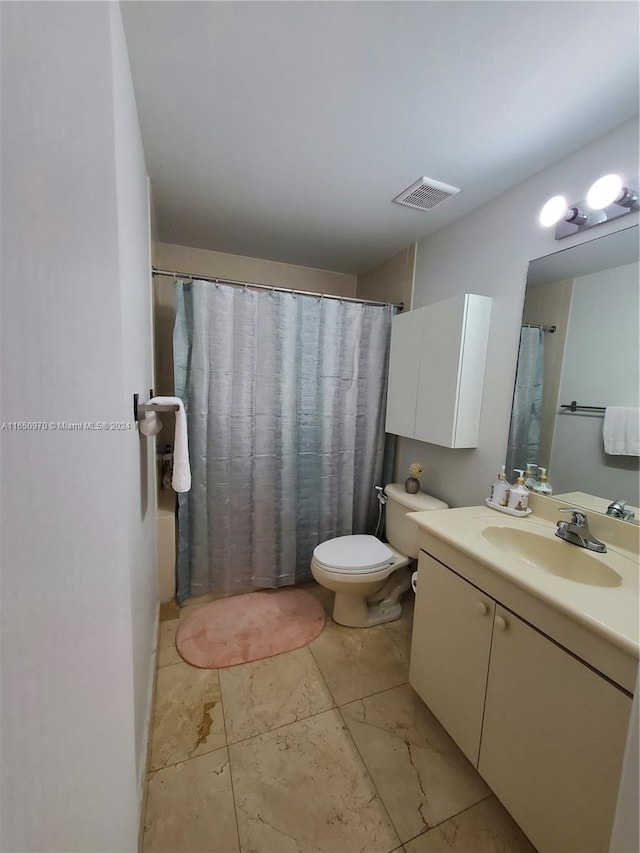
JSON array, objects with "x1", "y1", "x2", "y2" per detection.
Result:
[
  {"x1": 149, "y1": 396, "x2": 192, "y2": 492},
  {"x1": 603, "y1": 407, "x2": 640, "y2": 456}
]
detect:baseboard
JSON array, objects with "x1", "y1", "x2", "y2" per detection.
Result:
[{"x1": 137, "y1": 600, "x2": 161, "y2": 853}]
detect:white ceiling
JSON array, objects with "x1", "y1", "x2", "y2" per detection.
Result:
[{"x1": 121, "y1": 1, "x2": 639, "y2": 275}]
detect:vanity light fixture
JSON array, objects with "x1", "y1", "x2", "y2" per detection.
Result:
[
  {"x1": 540, "y1": 174, "x2": 639, "y2": 240},
  {"x1": 587, "y1": 174, "x2": 639, "y2": 211},
  {"x1": 538, "y1": 196, "x2": 589, "y2": 228}
]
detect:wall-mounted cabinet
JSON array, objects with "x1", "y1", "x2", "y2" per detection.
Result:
[
  {"x1": 386, "y1": 293, "x2": 492, "y2": 448},
  {"x1": 410, "y1": 551, "x2": 632, "y2": 853}
]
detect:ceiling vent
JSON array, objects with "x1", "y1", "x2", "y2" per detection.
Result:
[{"x1": 393, "y1": 177, "x2": 461, "y2": 211}]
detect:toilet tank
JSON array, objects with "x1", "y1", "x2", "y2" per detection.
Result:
[{"x1": 384, "y1": 483, "x2": 448, "y2": 558}]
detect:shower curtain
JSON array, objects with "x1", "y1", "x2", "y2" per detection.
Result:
[
  {"x1": 173, "y1": 279, "x2": 395, "y2": 602},
  {"x1": 505, "y1": 326, "x2": 545, "y2": 477}
]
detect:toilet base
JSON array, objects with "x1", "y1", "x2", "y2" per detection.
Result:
[{"x1": 332, "y1": 568, "x2": 412, "y2": 628}]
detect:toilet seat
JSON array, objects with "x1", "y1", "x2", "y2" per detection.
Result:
[{"x1": 312, "y1": 534, "x2": 395, "y2": 575}]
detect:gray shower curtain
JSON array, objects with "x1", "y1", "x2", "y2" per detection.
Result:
[
  {"x1": 173, "y1": 280, "x2": 395, "y2": 602},
  {"x1": 505, "y1": 326, "x2": 545, "y2": 477}
]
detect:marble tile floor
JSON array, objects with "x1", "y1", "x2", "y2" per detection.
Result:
[{"x1": 142, "y1": 583, "x2": 536, "y2": 853}]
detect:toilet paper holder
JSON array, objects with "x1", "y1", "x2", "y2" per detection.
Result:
[{"x1": 133, "y1": 390, "x2": 179, "y2": 423}]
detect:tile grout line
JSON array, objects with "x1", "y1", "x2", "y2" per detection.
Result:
[
  {"x1": 155, "y1": 608, "x2": 244, "y2": 849},
  {"x1": 217, "y1": 644, "x2": 409, "y2": 748},
  {"x1": 307, "y1": 621, "x2": 412, "y2": 709},
  {"x1": 218, "y1": 696, "x2": 403, "y2": 853},
  {"x1": 218, "y1": 671, "x2": 243, "y2": 853},
  {"x1": 306, "y1": 637, "x2": 341, "y2": 708},
  {"x1": 335, "y1": 702, "x2": 404, "y2": 853},
  {"x1": 219, "y1": 678, "x2": 409, "y2": 751},
  {"x1": 338, "y1": 688, "x2": 494, "y2": 852},
  {"x1": 310, "y1": 612, "x2": 492, "y2": 850},
  {"x1": 139, "y1": 626, "x2": 162, "y2": 852},
  {"x1": 220, "y1": 640, "x2": 339, "y2": 748},
  {"x1": 151, "y1": 653, "x2": 336, "y2": 769},
  {"x1": 210, "y1": 644, "x2": 337, "y2": 746},
  {"x1": 146, "y1": 656, "x2": 224, "y2": 775},
  {"x1": 401, "y1": 793, "x2": 496, "y2": 847},
  {"x1": 308, "y1": 609, "x2": 411, "y2": 852}
]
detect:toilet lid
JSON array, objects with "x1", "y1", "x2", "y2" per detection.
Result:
[{"x1": 313, "y1": 535, "x2": 394, "y2": 573}]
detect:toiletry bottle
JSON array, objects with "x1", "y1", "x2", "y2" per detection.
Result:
[
  {"x1": 161, "y1": 443, "x2": 173, "y2": 490},
  {"x1": 524, "y1": 462, "x2": 538, "y2": 491},
  {"x1": 508, "y1": 469, "x2": 529, "y2": 512},
  {"x1": 532, "y1": 467, "x2": 553, "y2": 496},
  {"x1": 490, "y1": 465, "x2": 511, "y2": 507}
]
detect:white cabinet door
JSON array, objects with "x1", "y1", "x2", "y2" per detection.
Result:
[
  {"x1": 414, "y1": 293, "x2": 491, "y2": 447},
  {"x1": 385, "y1": 309, "x2": 423, "y2": 438},
  {"x1": 479, "y1": 606, "x2": 632, "y2": 853},
  {"x1": 409, "y1": 552, "x2": 495, "y2": 765},
  {"x1": 385, "y1": 294, "x2": 491, "y2": 448}
]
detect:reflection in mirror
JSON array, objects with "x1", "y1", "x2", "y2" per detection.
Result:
[{"x1": 507, "y1": 225, "x2": 639, "y2": 522}]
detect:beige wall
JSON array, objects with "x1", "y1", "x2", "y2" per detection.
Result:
[
  {"x1": 155, "y1": 241, "x2": 357, "y2": 296},
  {"x1": 356, "y1": 244, "x2": 415, "y2": 311},
  {"x1": 354, "y1": 243, "x2": 415, "y2": 482},
  {"x1": 522, "y1": 279, "x2": 573, "y2": 470}
]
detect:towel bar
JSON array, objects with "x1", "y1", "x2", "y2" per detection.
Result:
[
  {"x1": 133, "y1": 392, "x2": 179, "y2": 422},
  {"x1": 560, "y1": 401, "x2": 606, "y2": 414}
]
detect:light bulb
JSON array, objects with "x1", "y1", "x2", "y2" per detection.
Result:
[
  {"x1": 586, "y1": 174, "x2": 622, "y2": 210},
  {"x1": 539, "y1": 195, "x2": 568, "y2": 227}
]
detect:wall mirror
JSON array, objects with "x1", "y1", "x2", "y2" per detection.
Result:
[{"x1": 507, "y1": 224, "x2": 639, "y2": 522}]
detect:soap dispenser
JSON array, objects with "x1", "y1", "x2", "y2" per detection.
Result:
[
  {"x1": 490, "y1": 465, "x2": 511, "y2": 507},
  {"x1": 508, "y1": 469, "x2": 529, "y2": 512},
  {"x1": 532, "y1": 467, "x2": 553, "y2": 496},
  {"x1": 524, "y1": 462, "x2": 538, "y2": 491}
]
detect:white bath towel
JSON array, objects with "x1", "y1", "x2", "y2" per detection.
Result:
[
  {"x1": 603, "y1": 407, "x2": 640, "y2": 456},
  {"x1": 149, "y1": 396, "x2": 192, "y2": 492}
]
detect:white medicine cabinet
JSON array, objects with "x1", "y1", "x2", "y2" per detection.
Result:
[{"x1": 386, "y1": 293, "x2": 492, "y2": 448}]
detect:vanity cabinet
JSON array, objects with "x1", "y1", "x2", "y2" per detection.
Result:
[
  {"x1": 480, "y1": 604, "x2": 631, "y2": 853},
  {"x1": 410, "y1": 551, "x2": 632, "y2": 853},
  {"x1": 408, "y1": 553, "x2": 494, "y2": 765},
  {"x1": 385, "y1": 293, "x2": 492, "y2": 448}
]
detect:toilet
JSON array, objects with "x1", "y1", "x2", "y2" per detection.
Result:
[{"x1": 311, "y1": 483, "x2": 448, "y2": 627}]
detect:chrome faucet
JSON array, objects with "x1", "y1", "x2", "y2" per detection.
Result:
[
  {"x1": 606, "y1": 499, "x2": 635, "y2": 521},
  {"x1": 555, "y1": 509, "x2": 607, "y2": 553}
]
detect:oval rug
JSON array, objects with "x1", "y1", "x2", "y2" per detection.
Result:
[{"x1": 176, "y1": 588, "x2": 326, "y2": 668}]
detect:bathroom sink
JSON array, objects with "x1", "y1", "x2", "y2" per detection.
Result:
[
  {"x1": 482, "y1": 526, "x2": 623, "y2": 588},
  {"x1": 408, "y1": 503, "x2": 639, "y2": 675}
]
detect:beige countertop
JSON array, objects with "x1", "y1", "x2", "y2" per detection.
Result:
[{"x1": 407, "y1": 498, "x2": 639, "y2": 663}]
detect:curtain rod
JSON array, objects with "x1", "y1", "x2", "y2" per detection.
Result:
[
  {"x1": 152, "y1": 267, "x2": 403, "y2": 311},
  {"x1": 522, "y1": 322, "x2": 556, "y2": 333}
]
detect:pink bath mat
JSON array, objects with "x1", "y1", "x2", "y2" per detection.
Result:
[{"x1": 176, "y1": 588, "x2": 326, "y2": 668}]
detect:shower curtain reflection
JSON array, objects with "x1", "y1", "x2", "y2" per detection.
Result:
[
  {"x1": 506, "y1": 326, "x2": 545, "y2": 477},
  {"x1": 173, "y1": 279, "x2": 395, "y2": 602}
]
